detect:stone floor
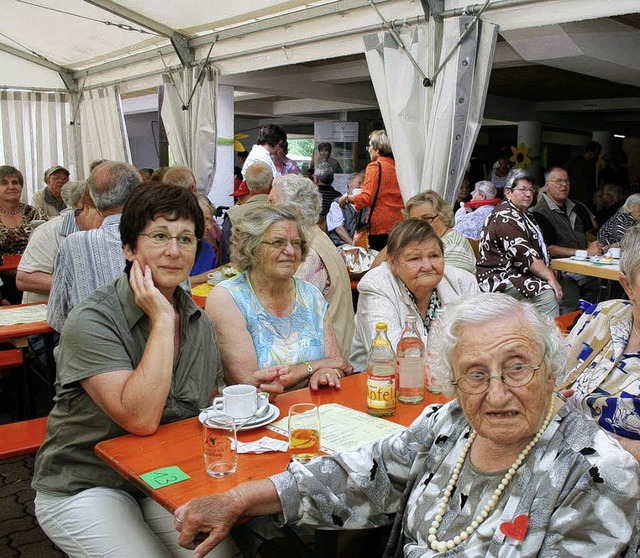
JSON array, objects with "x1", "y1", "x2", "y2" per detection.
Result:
[
  {"x1": 0, "y1": 368, "x2": 64, "y2": 558},
  {"x1": 0, "y1": 455, "x2": 64, "y2": 558}
]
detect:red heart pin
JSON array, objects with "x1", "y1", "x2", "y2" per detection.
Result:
[{"x1": 500, "y1": 514, "x2": 529, "y2": 541}]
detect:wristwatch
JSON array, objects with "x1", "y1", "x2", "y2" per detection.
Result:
[{"x1": 303, "y1": 362, "x2": 313, "y2": 377}]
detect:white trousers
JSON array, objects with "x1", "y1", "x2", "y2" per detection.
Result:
[{"x1": 35, "y1": 488, "x2": 234, "y2": 558}]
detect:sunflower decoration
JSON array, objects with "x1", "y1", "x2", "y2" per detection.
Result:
[
  {"x1": 233, "y1": 133, "x2": 248, "y2": 152},
  {"x1": 510, "y1": 143, "x2": 532, "y2": 170},
  {"x1": 218, "y1": 133, "x2": 249, "y2": 151}
]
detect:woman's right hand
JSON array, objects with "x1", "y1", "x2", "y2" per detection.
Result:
[{"x1": 129, "y1": 260, "x2": 174, "y2": 324}]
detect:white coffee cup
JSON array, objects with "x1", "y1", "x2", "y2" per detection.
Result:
[
  {"x1": 212, "y1": 385, "x2": 269, "y2": 419},
  {"x1": 574, "y1": 250, "x2": 588, "y2": 260},
  {"x1": 608, "y1": 247, "x2": 621, "y2": 259},
  {"x1": 351, "y1": 188, "x2": 363, "y2": 196}
]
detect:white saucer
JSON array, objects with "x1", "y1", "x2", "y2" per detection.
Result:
[
  {"x1": 588, "y1": 256, "x2": 616, "y2": 265},
  {"x1": 570, "y1": 256, "x2": 589, "y2": 262},
  {"x1": 198, "y1": 404, "x2": 280, "y2": 430}
]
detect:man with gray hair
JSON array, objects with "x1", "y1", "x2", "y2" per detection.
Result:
[
  {"x1": 453, "y1": 180, "x2": 500, "y2": 240},
  {"x1": 269, "y1": 174, "x2": 355, "y2": 358},
  {"x1": 220, "y1": 161, "x2": 273, "y2": 264},
  {"x1": 47, "y1": 161, "x2": 141, "y2": 332},
  {"x1": 313, "y1": 162, "x2": 341, "y2": 217}
]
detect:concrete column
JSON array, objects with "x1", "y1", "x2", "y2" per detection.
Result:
[{"x1": 517, "y1": 121, "x2": 542, "y2": 185}]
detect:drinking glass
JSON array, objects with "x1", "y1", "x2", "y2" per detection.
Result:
[
  {"x1": 203, "y1": 415, "x2": 237, "y2": 477},
  {"x1": 288, "y1": 403, "x2": 321, "y2": 463}
]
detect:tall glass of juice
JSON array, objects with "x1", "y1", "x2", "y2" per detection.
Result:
[{"x1": 288, "y1": 403, "x2": 321, "y2": 463}]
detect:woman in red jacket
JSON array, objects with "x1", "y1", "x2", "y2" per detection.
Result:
[{"x1": 338, "y1": 130, "x2": 404, "y2": 251}]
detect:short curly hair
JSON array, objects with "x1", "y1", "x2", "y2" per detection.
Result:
[
  {"x1": 427, "y1": 292, "x2": 565, "y2": 396},
  {"x1": 270, "y1": 174, "x2": 321, "y2": 226},
  {"x1": 231, "y1": 205, "x2": 308, "y2": 271}
]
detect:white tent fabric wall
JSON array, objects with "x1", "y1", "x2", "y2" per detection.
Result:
[
  {"x1": 364, "y1": 24, "x2": 439, "y2": 202},
  {"x1": 77, "y1": 86, "x2": 132, "y2": 174},
  {"x1": 161, "y1": 65, "x2": 218, "y2": 195},
  {"x1": 0, "y1": 90, "x2": 75, "y2": 203},
  {"x1": 161, "y1": 71, "x2": 190, "y2": 167},
  {"x1": 422, "y1": 16, "x2": 498, "y2": 204}
]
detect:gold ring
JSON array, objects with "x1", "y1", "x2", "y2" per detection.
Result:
[
  {"x1": 334, "y1": 368, "x2": 341, "y2": 376},
  {"x1": 175, "y1": 516, "x2": 183, "y2": 524}
]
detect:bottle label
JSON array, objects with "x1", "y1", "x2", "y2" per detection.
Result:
[
  {"x1": 367, "y1": 377, "x2": 396, "y2": 409},
  {"x1": 397, "y1": 359, "x2": 423, "y2": 388}
]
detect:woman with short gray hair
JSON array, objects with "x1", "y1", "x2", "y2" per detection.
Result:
[
  {"x1": 176, "y1": 291, "x2": 640, "y2": 558},
  {"x1": 453, "y1": 180, "x2": 500, "y2": 240},
  {"x1": 270, "y1": 174, "x2": 355, "y2": 359},
  {"x1": 561, "y1": 223, "x2": 640, "y2": 461},
  {"x1": 206, "y1": 205, "x2": 351, "y2": 392},
  {"x1": 597, "y1": 193, "x2": 640, "y2": 246}
]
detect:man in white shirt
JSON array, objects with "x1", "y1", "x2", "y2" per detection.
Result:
[{"x1": 241, "y1": 124, "x2": 287, "y2": 179}]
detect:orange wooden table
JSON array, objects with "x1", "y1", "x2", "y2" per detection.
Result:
[
  {"x1": 95, "y1": 374, "x2": 449, "y2": 513},
  {"x1": 0, "y1": 303, "x2": 56, "y2": 410},
  {"x1": 0, "y1": 254, "x2": 22, "y2": 273}
]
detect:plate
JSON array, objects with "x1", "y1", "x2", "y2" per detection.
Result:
[
  {"x1": 588, "y1": 256, "x2": 617, "y2": 265},
  {"x1": 198, "y1": 403, "x2": 280, "y2": 430},
  {"x1": 570, "y1": 256, "x2": 589, "y2": 262}
]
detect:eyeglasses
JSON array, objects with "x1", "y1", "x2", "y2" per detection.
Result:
[
  {"x1": 139, "y1": 231, "x2": 198, "y2": 250},
  {"x1": 512, "y1": 188, "x2": 535, "y2": 194},
  {"x1": 451, "y1": 361, "x2": 543, "y2": 394},
  {"x1": 418, "y1": 215, "x2": 438, "y2": 224},
  {"x1": 549, "y1": 178, "x2": 570, "y2": 185},
  {"x1": 261, "y1": 238, "x2": 303, "y2": 251}
]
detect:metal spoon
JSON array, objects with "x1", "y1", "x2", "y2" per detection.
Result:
[{"x1": 234, "y1": 404, "x2": 270, "y2": 430}]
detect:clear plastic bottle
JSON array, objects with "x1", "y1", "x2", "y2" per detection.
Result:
[
  {"x1": 396, "y1": 316, "x2": 425, "y2": 404},
  {"x1": 366, "y1": 322, "x2": 396, "y2": 417}
]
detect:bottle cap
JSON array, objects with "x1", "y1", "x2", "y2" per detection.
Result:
[{"x1": 375, "y1": 322, "x2": 388, "y2": 331}]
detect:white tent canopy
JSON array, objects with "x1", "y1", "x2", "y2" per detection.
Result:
[{"x1": 2, "y1": 0, "x2": 640, "y2": 202}]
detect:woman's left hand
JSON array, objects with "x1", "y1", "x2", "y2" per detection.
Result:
[
  {"x1": 309, "y1": 367, "x2": 343, "y2": 390},
  {"x1": 247, "y1": 365, "x2": 288, "y2": 399}
]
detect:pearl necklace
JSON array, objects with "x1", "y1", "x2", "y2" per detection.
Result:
[
  {"x1": 427, "y1": 401, "x2": 556, "y2": 553},
  {"x1": 0, "y1": 205, "x2": 22, "y2": 216}
]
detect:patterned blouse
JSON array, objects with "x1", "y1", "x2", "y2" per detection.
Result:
[
  {"x1": 477, "y1": 199, "x2": 551, "y2": 299},
  {"x1": 562, "y1": 299, "x2": 640, "y2": 439},
  {"x1": 272, "y1": 398, "x2": 640, "y2": 557},
  {"x1": 0, "y1": 204, "x2": 45, "y2": 255},
  {"x1": 597, "y1": 210, "x2": 638, "y2": 245}
]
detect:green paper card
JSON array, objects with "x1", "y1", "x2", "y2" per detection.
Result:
[{"x1": 140, "y1": 466, "x2": 190, "y2": 489}]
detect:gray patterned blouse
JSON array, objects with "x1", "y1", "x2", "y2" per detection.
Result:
[{"x1": 271, "y1": 397, "x2": 640, "y2": 557}]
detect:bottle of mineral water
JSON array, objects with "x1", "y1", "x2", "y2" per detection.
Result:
[
  {"x1": 366, "y1": 323, "x2": 396, "y2": 417},
  {"x1": 396, "y1": 316, "x2": 425, "y2": 404}
]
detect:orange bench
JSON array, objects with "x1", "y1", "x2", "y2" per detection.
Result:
[
  {"x1": 0, "y1": 417, "x2": 48, "y2": 459},
  {"x1": 555, "y1": 310, "x2": 583, "y2": 335}
]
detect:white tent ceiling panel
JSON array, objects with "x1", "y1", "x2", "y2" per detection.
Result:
[
  {"x1": 2, "y1": 0, "x2": 156, "y2": 69},
  {"x1": 0, "y1": 51, "x2": 64, "y2": 90},
  {"x1": 119, "y1": 0, "x2": 315, "y2": 33}
]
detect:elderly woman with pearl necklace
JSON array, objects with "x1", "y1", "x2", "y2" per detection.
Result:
[{"x1": 174, "y1": 293, "x2": 640, "y2": 558}]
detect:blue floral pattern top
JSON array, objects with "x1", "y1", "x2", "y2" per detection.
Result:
[
  {"x1": 219, "y1": 272, "x2": 327, "y2": 368},
  {"x1": 562, "y1": 299, "x2": 640, "y2": 439}
]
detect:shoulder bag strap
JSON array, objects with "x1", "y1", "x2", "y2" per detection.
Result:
[{"x1": 361, "y1": 161, "x2": 383, "y2": 227}]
